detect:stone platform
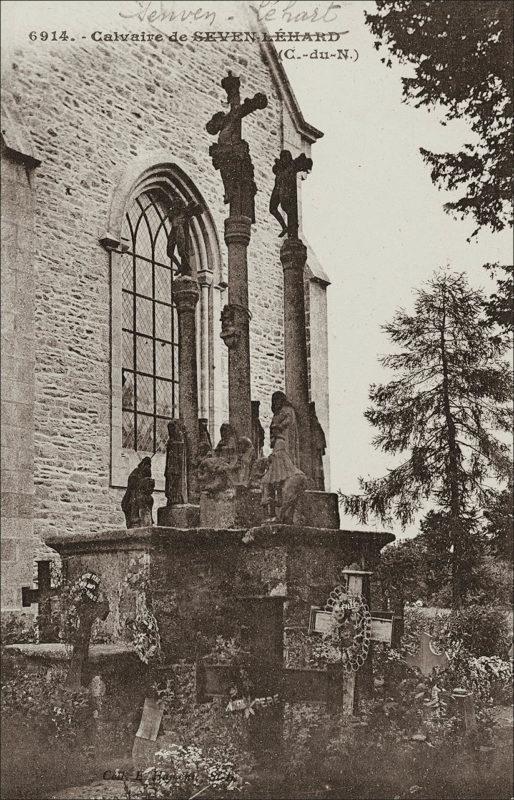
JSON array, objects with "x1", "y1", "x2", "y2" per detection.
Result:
[
  {"x1": 156, "y1": 489, "x2": 340, "y2": 531},
  {"x1": 45, "y1": 524, "x2": 393, "y2": 663}
]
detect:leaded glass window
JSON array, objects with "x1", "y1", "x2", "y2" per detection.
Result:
[{"x1": 121, "y1": 190, "x2": 180, "y2": 454}]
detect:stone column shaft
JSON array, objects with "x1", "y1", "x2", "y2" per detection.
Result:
[
  {"x1": 280, "y1": 238, "x2": 312, "y2": 481},
  {"x1": 197, "y1": 270, "x2": 213, "y2": 421},
  {"x1": 223, "y1": 216, "x2": 252, "y2": 440},
  {"x1": 173, "y1": 275, "x2": 200, "y2": 500}
]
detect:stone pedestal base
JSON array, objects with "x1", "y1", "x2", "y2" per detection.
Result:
[
  {"x1": 200, "y1": 487, "x2": 263, "y2": 529},
  {"x1": 297, "y1": 491, "x2": 340, "y2": 529},
  {"x1": 157, "y1": 504, "x2": 200, "y2": 528},
  {"x1": 197, "y1": 488, "x2": 340, "y2": 530},
  {"x1": 200, "y1": 489, "x2": 237, "y2": 529}
]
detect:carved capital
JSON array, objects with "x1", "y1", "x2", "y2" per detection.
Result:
[
  {"x1": 280, "y1": 237, "x2": 308, "y2": 272},
  {"x1": 197, "y1": 269, "x2": 214, "y2": 288},
  {"x1": 173, "y1": 275, "x2": 200, "y2": 313},
  {"x1": 224, "y1": 216, "x2": 252, "y2": 246},
  {"x1": 220, "y1": 302, "x2": 251, "y2": 349}
]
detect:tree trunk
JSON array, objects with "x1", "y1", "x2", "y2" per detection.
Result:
[{"x1": 440, "y1": 289, "x2": 464, "y2": 608}]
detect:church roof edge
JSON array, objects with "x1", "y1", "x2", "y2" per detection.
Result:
[{"x1": 245, "y1": 5, "x2": 324, "y2": 145}]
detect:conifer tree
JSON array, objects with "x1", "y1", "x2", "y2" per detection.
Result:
[
  {"x1": 367, "y1": 1, "x2": 513, "y2": 234},
  {"x1": 341, "y1": 270, "x2": 511, "y2": 606}
]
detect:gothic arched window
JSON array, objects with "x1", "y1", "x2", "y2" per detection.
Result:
[
  {"x1": 120, "y1": 190, "x2": 180, "y2": 455},
  {"x1": 105, "y1": 154, "x2": 227, "y2": 492}
]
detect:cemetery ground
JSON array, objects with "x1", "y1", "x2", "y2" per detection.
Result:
[{"x1": 2, "y1": 603, "x2": 512, "y2": 800}]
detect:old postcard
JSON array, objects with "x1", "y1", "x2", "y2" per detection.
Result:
[{"x1": 1, "y1": 1, "x2": 512, "y2": 798}]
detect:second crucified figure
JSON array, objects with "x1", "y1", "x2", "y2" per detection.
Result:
[{"x1": 269, "y1": 150, "x2": 313, "y2": 239}]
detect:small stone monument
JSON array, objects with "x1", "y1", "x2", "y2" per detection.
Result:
[{"x1": 121, "y1": 457, "x2": 155, "y2": 528}]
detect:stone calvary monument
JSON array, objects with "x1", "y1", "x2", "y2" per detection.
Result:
[{"x1": 17, "y1": 72, "x2": 394, "y2": 768}]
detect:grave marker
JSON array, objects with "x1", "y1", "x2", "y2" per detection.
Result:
[
  {"x1": 21, "y1": 560, "x2": 60, "y2": 642},
  {"x1": 405, "y1": 632, "x2": 450, "y2": 676}
]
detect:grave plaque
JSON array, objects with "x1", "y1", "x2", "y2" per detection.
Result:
[
  {"x1": 135, "y1": 697, "x2": 163, "y2": 742},
  {"x1": 370, "y1": 612, "x2": 394, "y2": 644},
  {"x1": 309, "y1": 607, "x2": 335, "y2": 635}
]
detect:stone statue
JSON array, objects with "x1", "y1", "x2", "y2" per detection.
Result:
[
  {"x1": 214, "y1": 423, "x2": 239, "y2": 471},
  {"x1": 251, "y1": 400, "x2": 265, "y2": 457},
  {"x1": 166, "y1": 197, "x2": 203, "y2": 276},
  {"x1": 198, "y1": 418, "x2": 213, "y2": 453},
  {"x1": 138, "y1": 476, "x2": 155, "y2": 526},
  {"x1": 235, "y1": 436, "x2": 255, "y2": 486},
  {"x1": 197, "y1": 442, "x2": 233, "y2": 495},
  {"x1": 206, "y1": 71, "x2": 268, "y2": 222},
  {"x1": 309, "y1": 401, "x2": 326, "y2": 491},
  {"x1": 197, "y1": 425, "x2": 256, "y2": 493},
  {"x1": 164, "y1": 420, "x2": 188, "y2": 506},
  {"x1": 121, "y1": 457, "x2": 154, "y2": 528},
  {"x1": 259, "y1": 452, "x2": 307, "y2": 525},
  {"x1": 269, "y1": 150, "x2": 313, "y2": 239},
  {"x1": 220, "y1": 304, "x2": 240, "y2": 349},
  {"x1": 278, "y1": 470, "x2": 308, "y2": 524},
  {"x1": 269, "y1": 391, "x2": 300, "y2": 468},
  {"x1": 259, "y1": 392, "x2": 306, "y2": 523}
]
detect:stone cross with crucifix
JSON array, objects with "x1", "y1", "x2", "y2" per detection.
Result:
[
  {"x1": 206, "y1": 71, "x2": 268, "y2": 441},
  {"x1": 206, "y1": 70, "x2": 267, "y2": 222}
]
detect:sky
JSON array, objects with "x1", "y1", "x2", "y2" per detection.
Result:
[
  {"x1": 2, "y1": 1, "x2": 511, "y2": 537},
  {"x1": 267, "y1": 1, "x2": 512, "y2": 535}
]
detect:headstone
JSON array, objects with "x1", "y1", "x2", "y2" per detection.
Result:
[{"x1": 405, "y1": 632, "x2": 450, "y2": 676}]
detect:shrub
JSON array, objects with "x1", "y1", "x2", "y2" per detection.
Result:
[
  {"x1": 442, "y1": 603, "x2": 511, "y2": 658},
  {"x1": 1, "y1": 612, "x2": 37, "y2": 644},
  {"x1": 139, "y1": 744, "x2": 245, "y2": 799}
]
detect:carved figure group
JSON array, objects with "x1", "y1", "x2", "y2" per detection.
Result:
[
  {"x1": 166, "y1": 197, "x2": 203, "y2": 276},
  {"x1": 206, "y1": 71, "x2": 268, "y2": 222},
  {"x1": 121, "y1": 457, "x2": 155, "y2": 528},
  {"x1": 197, "y1": 422, "x2": 256, "y2": 495},
  {"x1": 269, "y1": 150, "x2": 313, "y2": 239}
]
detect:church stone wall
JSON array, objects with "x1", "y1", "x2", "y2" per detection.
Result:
[
  {"x1": 0, "y1": 145, "x2": 38, "y2": 609},
  {"x1": 2, "y1": 32, "x2": 288, "y2": 545}
]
